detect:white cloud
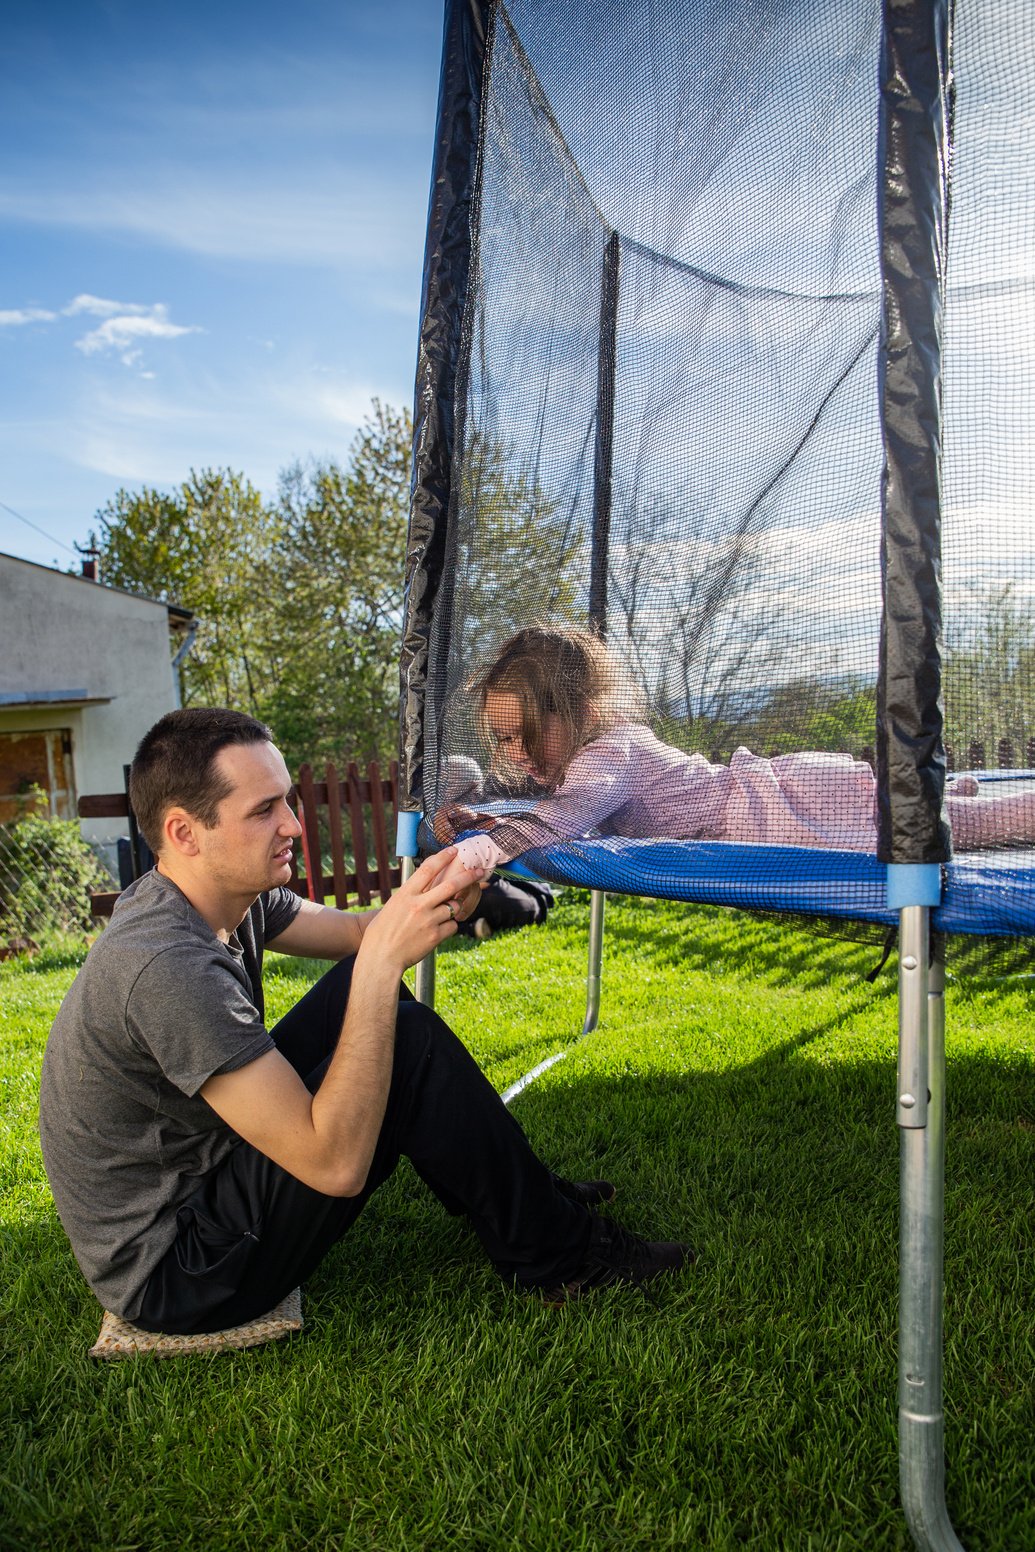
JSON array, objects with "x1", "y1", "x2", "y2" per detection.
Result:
[
  {"x1": 0, "y1": 306, "x2": 57, "y2": 326},
  {"x1": 63, "y1": 294, "x2": 151, "y2": 319},
  {"x1": 1, "y1": 293, "x2": 203, "y2": 371},
  {"x1": 73, "y1": 304, "x2": 203, "y2": 368},
  {"x1": 0, "y1": 174, "x2": 425, "y2": 269},
  {"x1": 62, "y1": 364, "x2": 400, "y2": 497}
]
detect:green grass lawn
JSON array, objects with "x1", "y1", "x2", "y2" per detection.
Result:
[{"x1": 2, "y1": 893, "x2": 1033, "y2": 1551}]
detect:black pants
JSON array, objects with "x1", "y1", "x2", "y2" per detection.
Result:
[
  {"x1": 136, "y1": 958, "x2": 592, "y2": 1333},
  {"x1": 457, "y1": 875, "x2": 554, "y2": 935}
]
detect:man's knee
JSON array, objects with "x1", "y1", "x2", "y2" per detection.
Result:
[{"x1": 391, "y1": 996, "x2": 483, "y2": 1104}]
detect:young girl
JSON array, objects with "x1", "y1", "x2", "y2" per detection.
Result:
[{"x1": 434, "y1": 625, "x2": 1035, "y2": 870}]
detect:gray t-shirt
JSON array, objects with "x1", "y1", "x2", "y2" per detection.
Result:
[{"x1": 38, "y1": 869, "x2": 302, "y2": 1318}]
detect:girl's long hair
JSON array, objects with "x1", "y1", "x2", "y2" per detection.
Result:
[{"x1": 469, "y1": 624, "x2": 642, "y2": 789}]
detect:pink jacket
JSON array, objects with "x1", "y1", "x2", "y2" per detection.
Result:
[{"x1": 444, "y1": 723, "x2": 1031, "y2": 866}]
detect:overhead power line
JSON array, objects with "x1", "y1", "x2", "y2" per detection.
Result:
[{"x1": 0, "y1": 498, "x2": 79, "y2": 557}]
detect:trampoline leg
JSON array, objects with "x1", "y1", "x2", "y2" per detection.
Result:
[
  {"x1": 501, "y1": 889, "x2": 607, "y2": 1108},
  {"x1": 898, "y1": 917, "x2": 964, "y2": 1552},
  {"x1": 582, "y1": 889, "x2": 606, "y2": 1037},
  {"x1": 414, "y1": 945, "x2": 437, "y2": 1008},
  {"x1": 400, "y1": 856, "x2": 436, "y2": 1009}
]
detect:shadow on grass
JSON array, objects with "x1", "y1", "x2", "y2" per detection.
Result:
[
  {"x1": 8, "y1": 1039, "x2": 1031, "y2": 1337},
  {"x1": 460, "y1": 973, "x2": 897, "y2": 1093},
  {"x1": 595, "y1": 902, "x2": 889, "y2": 990},
  {"x1": 551, "y1": 888, "x2": 1035, "y2": 995},
  {"x1": 4, "y1": 1034, "x2": 1033, "y2": 1552}
]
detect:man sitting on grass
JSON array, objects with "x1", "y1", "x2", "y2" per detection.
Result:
[{"x1": 39, "y1": 708, "x2": 688, "y2": 1333}]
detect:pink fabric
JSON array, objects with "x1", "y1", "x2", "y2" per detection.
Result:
[
  {"x1": 723, "y1": 749, "x2": 877, "y2": 850},
  {"x1": 946, "y1": 786, "x2": 1035, "y2": 850},
  {"x1": 453, "y1": 835, "x2": 505, "y2": 873},
  {"x1": 440, "y1": 725, "x2": 1035, "y2": 863}
]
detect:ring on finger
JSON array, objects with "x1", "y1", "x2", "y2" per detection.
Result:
[{"x1": 446, "y1": 900, "x2": 456, "y2": 921}]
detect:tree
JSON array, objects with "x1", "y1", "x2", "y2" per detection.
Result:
[
  {"x1": 91, "y1": 469, "x2": 278, "y2": 714},
  {"x1": 737, "y1": 678, "x2": 876, "y2": 757},
  {"x1": 261, "y1": 401, "x2": 413, "y2": 771},
  {"x1": 85, "y1": 405, "x2": 416, "y2": 771},
  {"x1": 441, "y1": 431, "x2": 582, "y2": 690},
  {"x1": 606, "y1": 488, "x2": 788, "y2": 753},
  {"x1": 943, "y1": 584, "x2": 1035, "y2": 762}
]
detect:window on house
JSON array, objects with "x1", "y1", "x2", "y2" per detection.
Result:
[{"x1": 0, "y1": 730, "x2": 76, "y2": 822}]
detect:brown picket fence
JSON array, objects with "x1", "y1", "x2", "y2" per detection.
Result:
[{"x1": 78, "y1": 758, "x2": 401, "y2": 916}]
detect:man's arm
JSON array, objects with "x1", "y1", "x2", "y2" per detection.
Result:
[
  {"x1": 201, "y1": 850, "x2": 467, "y2": 1196},
  {"x1": 265, "y1": 897, "x2": 368, "y2": 961},
  {"x1": 267, "y1": 873, "x2": 487, "y2": 963}
]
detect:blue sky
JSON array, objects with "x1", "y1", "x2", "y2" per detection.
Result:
[{"x1": 0, "y1": 0, "x2": 442, "y2": 569}]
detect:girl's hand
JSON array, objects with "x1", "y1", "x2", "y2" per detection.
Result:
[
  {"x1": 451, "y1": 878, "x2": 489, "y2": 922},
  {"x1": 436, "y1": 845, "x2": 494, "y2": 899},
  {"x1": 431, "y1": 803, "x2": 498, "y2": 845},
  {"x1": 359, "y1": 849, "x2": 464, "y2": 973},
  {"x1": 447, "y1": 803, "x2": 498, "y2": 835},
  {"x1": 430, "y1": 806, "x2": 456, "y2": 844}
]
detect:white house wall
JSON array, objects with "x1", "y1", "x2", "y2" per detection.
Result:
[{"x1": 0, "y1": 554, "x2": 180, "y2": 850}]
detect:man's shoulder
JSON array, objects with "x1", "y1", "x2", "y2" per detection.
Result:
[
  {"x1": 111, "y1": 868, "x2": 193, "y2": 924},
  {"x1": 74, "y1": 871, "x2": 219, "y2": 995},
  {"x1": 64, "y1": 874, "x2": 297, "y2": 1024},
  {"x1": 109, "y1": 871, "x2": 266, "y2": 941},
  {"x1": 45, "y1": 877, "x2": 197, "y2": 1067}
]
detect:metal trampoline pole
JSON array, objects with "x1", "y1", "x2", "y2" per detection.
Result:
[
  {"x1": 898, "y1": 911, "x2": 964, "y2": 1552},
  {"x1": 582, "y1": 889, "x2": 606, "y2": 1037},
  {"x1": 400, "y1": 854, "x2": 437, "y2": 1009},
  {"x1": 414, "y1": 946, "x2": 437, "y2": 1008},
  {"x1": 502, "y1": 888, "x2": 607, "y2": 1107}
]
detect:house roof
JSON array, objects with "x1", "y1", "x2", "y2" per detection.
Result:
[
  {"x1": 0, "y1": 550, "x2": 196, "y2": 624},
  {"x1": 0, "y1": 690, "x2": 113, "y2": 710}
]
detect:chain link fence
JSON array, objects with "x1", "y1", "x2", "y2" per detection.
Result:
[{"x1": 0, "y1": 801, "x2": 116, "y2": 955}]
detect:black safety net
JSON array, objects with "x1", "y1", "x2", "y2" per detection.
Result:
[{"x1": 404, "y1": 0, "x2": 1035, "y2": 939}]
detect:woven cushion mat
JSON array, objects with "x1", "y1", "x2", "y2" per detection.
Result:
[{"x1": 89, "y1": 1288, "x2": 302, "y2": 1359}]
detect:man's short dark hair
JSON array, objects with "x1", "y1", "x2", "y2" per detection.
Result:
[{"x1": 129, "y1": 707, "x2": 273, "y2": 854}]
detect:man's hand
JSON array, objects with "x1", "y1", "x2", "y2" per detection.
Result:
[{"x1": 358, "y1": 848, "x2": 467, "y2": 976}]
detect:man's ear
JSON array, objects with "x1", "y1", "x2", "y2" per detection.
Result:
[{"x1": 162, "y1": 807, "x2": 202, "y2": 859}]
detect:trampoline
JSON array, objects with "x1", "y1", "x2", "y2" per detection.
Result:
[{"x1": 395, "y1": 2, "x2": 1034, "y2": 1547}]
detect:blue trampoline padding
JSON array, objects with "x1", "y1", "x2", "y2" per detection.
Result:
[
  {"x1": 395, "y1": 810, "x2": 421, "y2": 858},
  {"x1": 956, "y1": 768, "x2": 1035, "y2": 785},
  {"x1": 506, "y1": 837, "x2": 1035, "y2": 938},
  {"x1": 887, "y1": 863, "x2": 941, "y2": 909}
]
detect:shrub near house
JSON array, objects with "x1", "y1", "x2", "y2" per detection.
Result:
[{"x1": 0, "y1": 795, "x2": 109, "y2": 952}]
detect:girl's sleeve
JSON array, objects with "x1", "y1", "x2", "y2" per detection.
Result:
[
  {"x1": 475, "y1": 736, "x2": 636, "y2": 863},
  {"x1": 440, "y1": 755, "x2": 484, "y2": 804}
]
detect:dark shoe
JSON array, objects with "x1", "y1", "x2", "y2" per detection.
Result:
[
  {"x1": 553, "y1": 1175, "x2": 616, "y2": 1208},
  {"x1": 541, "y1": 1217, "x2": 691, "y2": 1304}
]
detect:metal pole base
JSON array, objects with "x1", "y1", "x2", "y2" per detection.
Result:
[
  {"x1": 900, "y1": 1410, "x2": 963, "y2": 1552},
  {"x1": 898, "y1": 919, "x2": 964, "y2": 1552},
  {"x1": 581, "y1": 889, "x2": 606, "y2": 1036}
]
